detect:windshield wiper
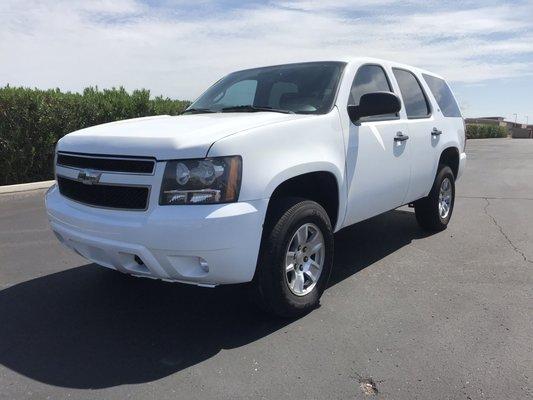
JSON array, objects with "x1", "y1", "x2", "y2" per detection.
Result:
[
  {"x1": 220, "y1": 105, "x2": 294, "y2": 114},
  {"x1": 182, "y1": 108, "x2": 217, "y2": 114}
]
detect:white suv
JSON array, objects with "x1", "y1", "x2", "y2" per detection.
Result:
[{"x1": 46, "y1": 58, "x2": 466, "y2": 316}]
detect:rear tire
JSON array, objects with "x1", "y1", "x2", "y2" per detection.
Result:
[
  {"x1": 252, "y1": 198, "x2": 334, "y2": 318},
  {"x1": 414, "y1": 165, "x2": 455, "y2": 232}
]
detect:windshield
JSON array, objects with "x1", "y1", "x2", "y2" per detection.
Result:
[{"x1": 186, "y1": 62, "x2": 346, "y2": 115}]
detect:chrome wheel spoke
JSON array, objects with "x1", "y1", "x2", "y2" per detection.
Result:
[
  {"x1": 304, "y1": 270, "x2": 317, "y2": 284},
  {"x1": 286, "y1": 251, "x2": 296, "y2": 268},
  {"x1": 293, "y1": 272, "x2": 305, "y2": 293},
  {"x1": 438, "y1": 177, "x2": 452, "y2": 219},
  {"x1": 307, "y1": 233, "x2": 323, "y2": 255},
  {"x1": 309, "y1": 259, "x2": 321, "y2": 271},
  {"x1": 296, "y1": 225, "x2": 308, "y2": 247},
  {"x1": 305, "y1": 260, "x2": 321, "y2": 283},
  {"x1": 284, "y1": 222, "x2": 325, "y2": 296}
]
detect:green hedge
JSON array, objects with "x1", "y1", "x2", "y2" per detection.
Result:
[
  {"x1": 0, "y1": 86, "x2": 190, "y2": 185},
  {"x1": 466, "y1": 124, "x2": 507, "y2": 139}
]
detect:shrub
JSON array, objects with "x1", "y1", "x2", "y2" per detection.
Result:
[
  {"x1": 0, "y1": 86, "x2": 190, "y2": 185},
  {"x1": 466, "y1": 124, "x2": 507, "y2": 139}
]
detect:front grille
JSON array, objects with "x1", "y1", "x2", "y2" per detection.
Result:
[
  {"x1": 57, "y1": 153, "x2": 155, "y2": 174},
  {"x1": 57, "y1": 176, "x2": 149, "y2": 210}
]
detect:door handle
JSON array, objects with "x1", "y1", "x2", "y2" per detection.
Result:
[
  {"x1": 394, "y1": 132, "x2": 409, "y2": 142},
  {"x1": 432, "y1": 127, "x2": 443, "y2": 136}
]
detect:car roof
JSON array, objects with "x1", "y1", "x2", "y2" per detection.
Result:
[
  {"x1": 334, "y1": 56, "x2": 446, "y2": 81},
  {"x1": 230, "y1": 57, "x2": 446, "y2": 81}
]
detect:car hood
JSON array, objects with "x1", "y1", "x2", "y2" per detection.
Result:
[{"x1": 58, "y1": 113, "x2": 307, "y2": 159}]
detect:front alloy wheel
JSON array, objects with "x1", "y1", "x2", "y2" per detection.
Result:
[
  {"x1": 252, "y1": 198, "x2": 334, "y2": 317},
  {"x1": 285, "y1": 223, "x2": 325, "y2": 296}
]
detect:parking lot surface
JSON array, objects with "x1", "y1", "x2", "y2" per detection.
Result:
[{"x1": 0, "y1": 139, "x2": 531, "y2": 399}]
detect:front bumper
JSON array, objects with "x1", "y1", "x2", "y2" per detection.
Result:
[{"x1": 45, "y1": 185, "x2": 268, "y2": 285}]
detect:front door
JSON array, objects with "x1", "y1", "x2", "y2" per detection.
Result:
[{"x1": 343, "y1": 64, "x2": 411, "y2": 226}]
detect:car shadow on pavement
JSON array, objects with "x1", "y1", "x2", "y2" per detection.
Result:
[{"x1": 0, "y1": 209, "x2": 429, "y2": 389}]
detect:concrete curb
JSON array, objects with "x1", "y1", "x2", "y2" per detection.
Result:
[{"x1": 0, "y1": 180, "x2": 55, "y2": 195}]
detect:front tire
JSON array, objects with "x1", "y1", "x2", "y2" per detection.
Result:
[
  {"x1": 252, "y1": 198, "x2": 334, "y2": 318},
  {"x1": 414, "y1": 165, "x2": 455, "y2": 232}
]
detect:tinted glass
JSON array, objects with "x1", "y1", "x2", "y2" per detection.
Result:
[
  {"x1": 212, "y1": 80, "x2": 257, "y2": 106},
  {"x1": 393, "y1": 69, "x2": 430, "y2": 118},
  {"x1": 268, "y1": 82, "x2": 298, "y2": 108},
  {"x1": 423, "y1": 74, "x2": 461, "y2": 117},
  {"x1": 189, "y1": 62, "x2": 346, "y2": 114},
  {"x1": 349, "y1": 64, "x2": 396, "y2": 120},
  {"x1": 350, "y1": 65, "x2": 392, "y2": 104}
]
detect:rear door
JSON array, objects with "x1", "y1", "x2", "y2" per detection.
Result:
[
  {"x1": 343, "y1": 64, "x2": 411, "y2": 226},
  {"x1": 392, "y1": 68, "x2": 437, "y2": 202}
]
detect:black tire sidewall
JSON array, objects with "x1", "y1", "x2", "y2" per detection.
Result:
[
  {"x1": 258, "y1": 199, "x2": 334, "y2": 316},
  {"x1": 414, "y1": 165, "x2": 456, "y2": 232},
  {"x1": 434, "y1": 166, "x2": 455, "y2": 225}
]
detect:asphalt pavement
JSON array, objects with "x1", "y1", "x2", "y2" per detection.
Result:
[{"x1": 0, "y1": 138, "x2": 531, "y2": 399}]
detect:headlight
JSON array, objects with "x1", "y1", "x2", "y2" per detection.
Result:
[{"x1": 160, "y1": 156, "x2": 242, "y2": 205}]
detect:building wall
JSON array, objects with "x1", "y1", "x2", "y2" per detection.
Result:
[{"x1": 511, "y1": 128, "x2": 532, "y2": 138}]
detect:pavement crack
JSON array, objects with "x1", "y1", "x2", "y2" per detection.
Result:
[
  {"x1": 458, "y1": 195, "x2": 533, "y2": 200},
  {"x1": 483, "y1": 198, "x2": 532, "y2": 264}
]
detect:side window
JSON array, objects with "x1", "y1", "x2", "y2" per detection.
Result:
[
  {"x1": 213, "y1": 79, "x2": 257, "y2": 106},
  {"x1": 392, "y1": 69, "x2": 430, "y2": 118},
  {"x1": 422, "y1": 74, "x2": 461, "y2": 117},
  {"x1": 350, "y1": 65, "x2": 392, "y2": 103},
  {"x1": 349, "y1": 65, "x2": 396, "y2": 120}
]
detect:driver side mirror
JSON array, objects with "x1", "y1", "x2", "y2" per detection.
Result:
[{"x1": 347, "y1": 91, "x2": 401, "y2": 123}]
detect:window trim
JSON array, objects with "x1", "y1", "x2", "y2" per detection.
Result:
[
  {"x1": 392, "y1": 67, "x2": 433, "y2": 120},
  {"x1": 348, "y1": 63, "x2": 401, "y2": 123}
]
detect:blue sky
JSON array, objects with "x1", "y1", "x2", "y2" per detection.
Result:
[{"x1": 1, "y1": 0, "x2": 532, "y2": 123}]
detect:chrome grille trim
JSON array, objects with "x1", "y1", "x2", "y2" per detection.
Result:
[{"x1": 57, "y1": 152, "x2": 156, "y2": 175}]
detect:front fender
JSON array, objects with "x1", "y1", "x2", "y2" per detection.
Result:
[{"x1": 207, "y1": 112, "x2": 347, "y2": 231}]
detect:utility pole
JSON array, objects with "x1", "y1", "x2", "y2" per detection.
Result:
[
  {"x1": 526, "y1": 116, "x2": 529, "y2": 126},
  {"x1": 513, "y1": 113, "x2": 518, "y2": 126}
]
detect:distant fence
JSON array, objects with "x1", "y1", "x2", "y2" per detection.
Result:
[{"x1": 0, "y1": 86, "x2": 190, "y2": 185}]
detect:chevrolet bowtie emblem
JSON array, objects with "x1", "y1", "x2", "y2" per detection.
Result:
[{"x1": 77, "y1": 169, "x2": 101, "y2": 185}]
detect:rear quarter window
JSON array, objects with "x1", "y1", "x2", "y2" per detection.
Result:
[{"x1": 422, "y1": 74, "x2": 462, "y2": 118}]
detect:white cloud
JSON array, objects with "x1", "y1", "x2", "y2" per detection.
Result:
[
  {"x1": 0, "y1": 0, "x2": 532, "y2": 101},
  {"x1": 276, "y1": 0, "x2": 446, "y2": 12}
]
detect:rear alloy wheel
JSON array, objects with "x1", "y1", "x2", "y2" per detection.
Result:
[
  {"x1": 252, "y1": 198, "x2": 334, "y2": 317},
  {"x1": 415, "y1": 165, "x2": 455, "y2": 232},
  {"x1": 438, "y1": 177, "x2": 453, "y2": 219}
]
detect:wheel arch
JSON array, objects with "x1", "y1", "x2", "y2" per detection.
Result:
[
  {"x1": 439, "y1": 146, "x2": 460, "y2": 178},
  {"x1": 264, "y1": 165, "x2": 343, "y2": 232}
]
